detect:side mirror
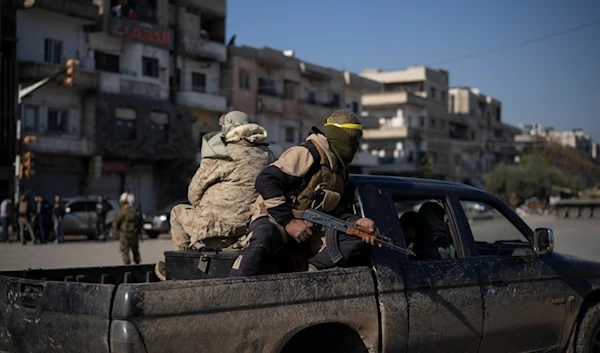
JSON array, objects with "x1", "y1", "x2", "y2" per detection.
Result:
[
  {"x1": 65, "y1": 207, "x2": 71, "y2": 214},
  {"x1": 533, "y1": 228, "x2": 554, "y2": 256}
]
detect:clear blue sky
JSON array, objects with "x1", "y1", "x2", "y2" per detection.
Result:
[{"x1": 227, "y1": 0, "x2": 600, "y2": 141}]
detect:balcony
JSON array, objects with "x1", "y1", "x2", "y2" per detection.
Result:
[
  {"x1": 108, "y1": 17, "x2": 173, "y2": 50},
  {"x1": 27, "y1": 135, "x2": 96, "y2": 157},
  {"x1": 257, "y1": 94, "x2": 283, "y2": 114},
  {"x1": 19, "y1": 61, "x2": 97, "y2": 90},
  {"x1": 299, "y1": 62, "x2": 331, "y2": 81},
  {"x1": 176, "y1": 91, "x2": 227, "y2": 112},
  {"x1": 98, "y1": 72, "x2": 168, "y2": 100},
  {"x1": 179, "y1": 34, "x2": 227, "y2": 62},
  {"x1": 175, "y1": 0, "x2": 225, "y2": 16},
  {"x1": 299, "y1": 101, "x2": 336, "y2": 119},
  {"x1": 256, "y1": 48, "x2": 290, "y2": 68},
  {"x1": 20, "y1": 0, "x2": 100, "y2": 23},
  {"x1": 362, "y1": 92, "x2": 427, "y2": 109},
  {"x1": 364, "y1": 158, "x2": 423, "y2": 176},
  {"x1": 362, "y1": 126, "x2": 423, "y2": 140}
]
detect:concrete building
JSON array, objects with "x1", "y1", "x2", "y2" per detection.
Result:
[
  {"x1": 14, "y1": 0, "x2": 225, "y2": 211},
  {"x1": 358, "y1": 66, "x2": 451, "y2": 178},
  {"x1": 448, "y1": 87, "x2": 520, "y2": 186},
  {"x1": 516, "y1": 124, "x2": 600, "y2": 163},
  {"x1": 222, "y1": 45, "x2": 379, "y2": 170}
]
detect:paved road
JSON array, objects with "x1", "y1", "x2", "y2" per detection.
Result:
[{"x1": 0, "y1": 215, "x2": 598, "y2": 271}]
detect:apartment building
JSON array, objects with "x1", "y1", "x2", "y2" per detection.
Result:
[
  {"x1": 14, "y1": 0, "x2": 226, "y2": 211},
  {"x1": 222, "y1": 45, "x2": 379, "y2": 170},
  {"x1": 359, "y1": 66, "x2": 451, "y2": 178},
  {"x1": 516, "y1": 124, "x2": 600, "y2": 163},
  {"x1": 16, "y1": 0, "x2": 102, "y2": 200},
  {"x1": 448, "y1": 87, "x2": 520, "y2": 186}
]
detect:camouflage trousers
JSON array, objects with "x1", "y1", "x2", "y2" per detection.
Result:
[{"x1": 119, "y1": 231, "x2": 140, "y2": 265}]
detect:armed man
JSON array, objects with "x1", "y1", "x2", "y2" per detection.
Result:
[
  {"x1": 114, "y1": 200, "x2": 142, "y2": 265},
  {"x1": 229, "y1": 109, "x2": 377, "y2": 277}
]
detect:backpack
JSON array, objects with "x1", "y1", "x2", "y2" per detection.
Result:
[{"x1": 120, "y1": 208, "x2": 137, "y2": 233}]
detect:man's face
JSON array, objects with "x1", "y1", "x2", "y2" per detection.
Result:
[
  {"x1": 98, "y1": 197, "x2": 103, "y2": 203},
  {"x1": 55, "y1": 195, "x2": 60, "y2": 202}
]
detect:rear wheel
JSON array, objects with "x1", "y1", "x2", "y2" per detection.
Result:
[
  {"x1": 574, "y1": 303, "x2": 600, "y2": 353},
  {"x1": 146, "y1": 231, "x2": 160, "y2": 239},
  {"x1": 581, "y1": 207, "x2": 593, "y2": 219}
]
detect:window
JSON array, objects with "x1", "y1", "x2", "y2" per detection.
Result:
[
  {"x1": 66, "y1": 201, "x2": 87, "y2": 213},
  {"x1": 258, "y1": 78, "x2": 277, "y2": 96},
  {"x1": 150, "y1": 111, "x2": 169, "y2": 143},
  {"x1": 430, "y1": 118, "x2": 436, "y2": 129},
  {"x1": 47, "y1": 109, "x2": 68, "y2": 133},
  {"x1": 496, "y1": 107, "x2": 502, "y2": 122},
  {"x1": 284, "y1": 80, "x2": 295, "y2": 99},
  {"x1": 430, "y1": 87, "x2": 436, "y2": 99},
  {"x1": 459, "y1": 200, "x2": 531, "y2": 257},
  {"x1": 440, "y1": 120, "x2": 446, "y2": 130},
  {"x1": 285, "y1": 126, "x2": 296, "y2": 143},
  {"x1": 239, "y1": 70, "x2": 250, "y2": 90},
  {"x1": 114, "y1": 107, "x2": 137, "y2": 140},
  {"x1": 307, "y1": 91, "x2": 316, "y2": 104},
  {"x1": 449, "y1": 96, "x2": 455, "y2": 112},
  {"x1": 142, "y1": 57, "x2": 159, "y2": 77},
  {"x1": 441, "y1": 90, "x2": 447, "y2": 103},
  {"x1": 95, "y1": 51, "x2": 120, "y2": 73},
  {"x1": 352, "y1": 101, "x2": 359, "y2": 114},
  {"x1": 391, "y1": 195, "x2": 457, "y2": 260},
  {"x1": 23, "y1": 106, "x2": 38, "y2": 132},
  {"x1": 44, "y1": 39, "x2": 62, "y2": 64},
  {"x1": 419, "y1": 116, "x2": 425, "y2": 128},
  {"x1": 192, "y1": 72, "x2": 206, "y2": 92},
  {"x1": 331, "y1": 94, "x2": 341, "y2": 108},
  {"x1": 471, "y1": 131, "x2": 476, "y2": 141}
]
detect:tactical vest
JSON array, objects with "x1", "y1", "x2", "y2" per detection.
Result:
[
  {"x1": 119, "y1": 208, "x2": 137, "y2": 233},
  {"x1": 292, "y1": 141, "x2": 347, "y2": 212}
]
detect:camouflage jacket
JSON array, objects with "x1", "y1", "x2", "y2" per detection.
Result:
[{"x1": 175, "y1": 123, "x2": 275, "y2": 243}]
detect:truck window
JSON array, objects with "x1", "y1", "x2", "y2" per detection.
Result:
[
  {"x1": 458, "y1": 200, "x2": 532, "y2": 257},
  {"x1": 67, "y1": 201, "x2": 87, "y2": 213},
  {"x1": 391, "y1": 196, "x2": 459, "y2": 260}
]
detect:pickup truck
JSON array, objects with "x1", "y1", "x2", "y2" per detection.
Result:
[{"x1": 1, "y1": 175, "x2": 600, "y2": 353}]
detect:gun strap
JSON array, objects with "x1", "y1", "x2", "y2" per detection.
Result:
[{"x1": 325, "y1": 227, "x2": 344, "y2": 265}]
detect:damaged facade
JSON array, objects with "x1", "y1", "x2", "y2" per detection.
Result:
[{"x1": 14, "y1": 0, "x2": 226, "y2": 211}]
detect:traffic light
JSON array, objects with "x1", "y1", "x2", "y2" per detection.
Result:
[
  {"x1": 64, "y1": 59, "x2": 80, "y2": 87},
  {"x1": 22, "y1": 135, "x2": 36, "y2": 145},
  {"x1": 22, "y1": 151, "x2": 35, "y2": 179}
]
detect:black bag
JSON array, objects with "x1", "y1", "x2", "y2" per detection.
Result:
[{"x1": 164, "y1": 248, "x2": 240, "y2": 280}]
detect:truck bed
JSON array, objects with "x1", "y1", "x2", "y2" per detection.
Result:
[{"x1": 0, "y1": 265, "x2": 159, "y2": 353}]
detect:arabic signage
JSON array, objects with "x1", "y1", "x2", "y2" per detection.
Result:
[{"x1": 109, "y1": 18, "x2": 173, "y2": 50}]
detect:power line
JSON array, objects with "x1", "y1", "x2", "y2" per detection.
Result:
[{"x1": 426, "y1": 19, "x2": 600, "y2": 67}]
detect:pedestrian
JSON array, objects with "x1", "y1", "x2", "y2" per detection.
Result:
[
  {"x1": 52, "y1": 194, "x2": 66, "y2": 244},
  {"x1": 119, "y1": 189, "x2": 135, "y2": 207},
  {"x1": 114, "y1": 200, "x2": 142, "y2": 265},
  {"x1": 229, "y1": 109, "x2": 376, "y2": 277},
  {"x1": 17, "y1": 194, "x2": 34, "y2": 245},
  {"x1": 33, "y1": 193, "x2": 51, "y2": 244},
  {"x1": 95, "y1": 195, "x2": 109, "y2": 241},
  {"x1": 0, "y1": 197, "x2": 13, "y2": 242}
]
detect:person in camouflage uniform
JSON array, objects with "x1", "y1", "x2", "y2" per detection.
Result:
[{"x1": 115, "y1": 200, "x2": 142, "y2": 265}]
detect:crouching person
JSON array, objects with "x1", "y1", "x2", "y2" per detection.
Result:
[
  {"x1": 115, "y1": 200, "x2": 142, "y2": 265},
  {"x1": 154, "y1": 111, "x2": 274, "y2": 280},
  {"x1": 229, "y1": 109, "x2": 376, "y2": 277}
]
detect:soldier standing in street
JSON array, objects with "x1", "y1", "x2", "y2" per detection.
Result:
[
  {"x1": 114, "y1": 200, "x2": 141, "y2": 265},
  {"x1": 95, "y1": 195, "x2": 109, "y2": 241}
]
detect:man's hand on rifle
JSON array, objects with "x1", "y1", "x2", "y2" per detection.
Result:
[
  {"x1": 285, "y1": 219, "x2": 313, "y2": 243},
  {"x1": 355, "y1": 218, "x2": 378, "y2": 245}
]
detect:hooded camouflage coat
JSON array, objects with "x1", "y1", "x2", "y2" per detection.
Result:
[{"x1": 176, "y1": 123, "x2": 275, "y2": 243}]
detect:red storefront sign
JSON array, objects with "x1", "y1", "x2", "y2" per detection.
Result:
[{"x1": 110, "y1": 18, "x2": 173, "y2": 50}]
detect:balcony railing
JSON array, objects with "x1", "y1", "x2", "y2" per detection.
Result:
[
  {"x1": 26, "y1": 135, "x2": 96, "y2": 157},
  {"x1": 19, "y1": 61, "x2": 97, "y2": 90},
  {"x1": 20, "y1": 0, "x2": 101, "y2": 23},
  {"x1": 178, "y1": 34, "x2": 227, "y2": 62},
  {"x1": 176, "y1": 91, "x2": 226, "y2": 112}
]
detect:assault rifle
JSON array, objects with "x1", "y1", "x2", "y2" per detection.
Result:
[{"x1": 294, "y1": 208, "x2": 416, "y2": 257}]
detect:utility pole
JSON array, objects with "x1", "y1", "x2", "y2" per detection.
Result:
[{"x1": 13, "y1": 59, "x2": 79, "y2": 201}]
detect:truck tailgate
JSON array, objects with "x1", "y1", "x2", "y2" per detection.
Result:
[{"x1": 0, "y1": 275, "x2": 115, "y2": 353}]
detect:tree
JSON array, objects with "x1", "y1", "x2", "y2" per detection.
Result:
[{"x1": 485, "y1": 152, "x2": 581, "y2": 204}]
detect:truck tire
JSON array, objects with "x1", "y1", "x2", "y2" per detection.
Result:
[
  {"x1": 558, "y1": 207, "x2": 568, "y2": 219},
  {"x1": 280, "y1": 324, "x2": 368, "y2": 353},
  {"x1": 574, "y1": 302, "x2": 600, "y2": 353},
  {"x1": 580, "y1": 207, "x2": 593, "y2": 219},
  {"x1": 568, "y1": 207, "x2": 580, "y2": 220}
]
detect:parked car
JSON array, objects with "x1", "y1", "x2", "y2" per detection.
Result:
[
  {"x1": 1, "y1": 175, "x2": 600, "y2": 353},
  {"x1": 62, "y1": 196, "x2": 120, "y2": 240},
  {"x1": 142, "y1": 199, "x2": 189, "y2": 238}
]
